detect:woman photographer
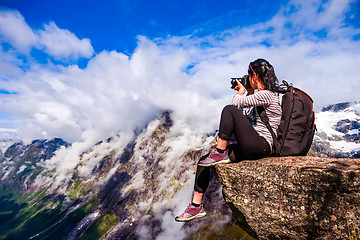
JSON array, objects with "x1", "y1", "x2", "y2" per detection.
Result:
[{"x1": 175, "y1": 58, "x2": 282, "y2": 222}]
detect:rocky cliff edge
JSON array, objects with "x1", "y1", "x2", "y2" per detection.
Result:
[{"x1": 215, "y1": 156, "x2": 360, "y2": 240}]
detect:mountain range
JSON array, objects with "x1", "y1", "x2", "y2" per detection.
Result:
[
  {"x1": 312, "y1": 101, "x2": 360, "y2": 158},
  {"x1": 0, "y1": 101, "x2": 359, "y2": 239}
]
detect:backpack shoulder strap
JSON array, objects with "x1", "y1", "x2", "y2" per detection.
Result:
[{"x1": 257, "y1": 106, "x2": 278, "y2": 153}]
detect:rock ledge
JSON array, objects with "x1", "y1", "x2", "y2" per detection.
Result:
[{"x1": 215, "y1": 156, "x2": 360, "y2": 240}]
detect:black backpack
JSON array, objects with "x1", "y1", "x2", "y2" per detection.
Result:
[{"x1": 258, "y1": 81, "x2": 316, "y2": 156}]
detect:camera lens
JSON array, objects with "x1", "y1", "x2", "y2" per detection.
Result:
[
  {"x1": 231, "y1": 78, "x2": 238, "y2": 89},
  {"x1": 231, "y1": 75, "x2": 250, "y2": 89}
]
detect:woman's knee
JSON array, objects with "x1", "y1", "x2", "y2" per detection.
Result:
[
  {"x1": 222, "y1": 105, "x2": 238, "y2": 113},
  {"x1": 221, "y1": 105, "x2": 247, "y2": 126},
  {"x1": 222, "y1": 105, "x2": 245, "y2": 118}
]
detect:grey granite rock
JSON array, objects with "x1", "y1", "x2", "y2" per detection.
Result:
[{"x1": 215, "y1": 156, "x2": 360, "y2": 240}]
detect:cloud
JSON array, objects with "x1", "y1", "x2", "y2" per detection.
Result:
[
  {"x1": 38, "y1": 22, "x2": 94, "y2": 60},
  {"x1": 1, "y1": 2, "x2": 359, "y2": 221},
  {"x1": 267, "y1": 0, "x2": 358, "y2": 41},
  {"x1": 0, "y1": 10, "x2": 38, "y2": 53},
  {"x1": 0, "y1": 9, "x2": 94, "y2": 61},
  {"x1": 0, "y1": 3, "x2": 358, "y2": 238},
  {"x1": 0, "y1": 46, "x2": 25, "y2": 81},
  {"x1": 0, "y1": 0, "x2": 359, "y2": 147}
]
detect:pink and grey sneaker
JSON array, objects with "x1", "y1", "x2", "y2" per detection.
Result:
[
  {"x1": 197, "y1": 148, "x2": 230, "y2": 167},
  {"x1": 175, "y1": 203, "x2": 207, "y2": 222}
]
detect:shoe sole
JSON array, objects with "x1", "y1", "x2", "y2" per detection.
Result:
[
  {"x1": 197, "y1": 158, "x2": 231, "y2": 167},
  {"x1": 175, "y1": 212, "x2": 207, "y2": 222}
]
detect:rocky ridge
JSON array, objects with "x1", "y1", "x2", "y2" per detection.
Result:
[
  {"x1": 0, "y1": 112, "x2": 246, "y2": 240},
  {"x1": 313, "y1": 101, "x2": 360, "y2": 158},
  {"x1": 0, "y1": 101, "x2": 360, "y2": 239},
  {"x1": 215, "y1": 156, "x2": 360, "y2": 240}
]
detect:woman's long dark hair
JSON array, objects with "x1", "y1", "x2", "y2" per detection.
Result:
[{"x1": 248, "y1": 58, "x2": 278, "y2": 92}]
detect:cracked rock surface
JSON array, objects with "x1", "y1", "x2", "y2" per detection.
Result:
[{"x1": 215, "y1": 156, "x2": 360, "y2": 240}]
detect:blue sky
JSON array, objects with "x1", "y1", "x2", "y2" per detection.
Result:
[
  {"x1": 0, "y1": 0, "x2": 287, "y2": 53},
  {"x1": 0, "y1": 0, "x2": 359, "y2": 144}
]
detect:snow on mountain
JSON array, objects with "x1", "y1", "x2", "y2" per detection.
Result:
[
  {"x1": 0, "y1": 111, "x2": 236, "y2": 240},
  {"x1": 1, "y1": 101, "x2": 359, "y2": 239},
  {"x1": 313, "y1": 101, "x2": 360, "y2": 158},
  {"x1": 0, "y1": 138, "x2": 17, "y2": 154}
]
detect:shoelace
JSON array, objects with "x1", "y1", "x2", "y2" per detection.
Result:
[
  {"x1": 179, "y1": 204, "x2": 192, "y2": 217},
  {"x1": 184, "y1": 204, "x2": 192, "y2": 213},
  {"x1": 212, "y1": 149, "x2": 224, "y2": 157},
  {"x1": 209, "y1": 149, "x2": 218, "y2": 157}
]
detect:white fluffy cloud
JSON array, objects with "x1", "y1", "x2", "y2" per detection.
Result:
[
  {"x1": 0, "y1": 9, "x2": 94, "y2": 60},
  {"x1": 0, "y1": 0, "x2": 359, "y2": 146},
  {"x1": 38, "y1": 22, "x2": 94, "y2": 60},
  {"x1": 0, "y1": 10, "x2": 38, "y2": 52}
]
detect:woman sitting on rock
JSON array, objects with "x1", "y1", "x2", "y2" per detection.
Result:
[{"x1": 175, "y1": 58, "x2": 282, "y2": 222}]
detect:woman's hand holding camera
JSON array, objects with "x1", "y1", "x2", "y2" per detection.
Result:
[{"x1": 235, "y1": 79, "x2": 253, "y2": 96}]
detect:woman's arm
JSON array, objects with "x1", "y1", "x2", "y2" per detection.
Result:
[
  {"x1": 232, "y1": 90, "x2": 274, "y2": 108},
  {"x1": 232, "y1": 79, "x2": 256, "y2": 108}
]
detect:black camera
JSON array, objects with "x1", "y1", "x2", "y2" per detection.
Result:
[{"x1": 231, "y1": 75, "x2": 251, "y2": 89}]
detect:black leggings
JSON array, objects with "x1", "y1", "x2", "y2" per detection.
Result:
[{"x1": 194, "y1": 105, "x2": 271, "y2": 193}]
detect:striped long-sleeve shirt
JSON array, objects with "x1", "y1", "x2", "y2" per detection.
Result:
[{"x1": 232, "y1": 90, "x2": 282, "y2": 149}]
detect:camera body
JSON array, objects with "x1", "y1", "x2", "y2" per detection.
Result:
[{"x1": 231, "y1": 75, "x2": 251, "y2": 89}]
